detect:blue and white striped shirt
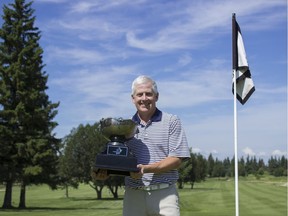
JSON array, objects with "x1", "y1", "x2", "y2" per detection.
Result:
[{"x1": 125, "y1": 108, "x2": 190, "y2": 188}]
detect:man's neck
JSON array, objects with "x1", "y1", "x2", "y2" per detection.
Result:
[{"x1": 138, "y1": 108, "x2": 156, "y2": 123}]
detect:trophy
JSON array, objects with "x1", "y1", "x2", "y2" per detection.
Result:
[{"x1": 94, "y1": 117, "x2": 139, "y2": 176}]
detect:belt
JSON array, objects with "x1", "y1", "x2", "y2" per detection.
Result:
[{"x1": 132, "y1": 183, "x2": 170, "y2": 191}]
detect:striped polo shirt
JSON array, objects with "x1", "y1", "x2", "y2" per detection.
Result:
[{"x1": 125, "y1": 108, "x2": 190, "y2": 188}]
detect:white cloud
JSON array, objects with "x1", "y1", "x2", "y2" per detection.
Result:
[
  {"x1": 69, "y1": 0, "x2": 146, "y2": 13},
  {"x1": 126, "y1": 31, "x2": 192, "y2": 52},
  {"x1": 178, "y1": 53, "x2": 192, "y2": 67},
  {"x1": 242, "y1": 147, "x2": 256, "y2": 156},
  {"x1": 45, "y1": 46, "x2": 106, "y2": 64},
  {"x1": 258, "y1": 152, "x2": 267, "y2": 157},
  {"x1": 192, "y1": 148, "x2": 202, "y2": 154},
  {"x1": 36, "y1": 0, "x2": 67, "y2": 3},
  {"x1": 272, "y1": 150, "x2": 287, "y2": 157},
  {"x1": 182, "y1": 101, "x2": 286, "y2": 160},
  {"x1": 124, "y1": 0, "x2": 286, "y2": 52},
  {"x1": 69, "y1": 2, "x2": 97, "y2": 13},
  {"x1": 211, "y1": 150, "x2": 219, "y2": 155}
]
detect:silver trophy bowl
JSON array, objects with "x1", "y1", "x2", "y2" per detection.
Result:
[{"x1": 100, "y1": 117, "x2": 137, "y2": 140}]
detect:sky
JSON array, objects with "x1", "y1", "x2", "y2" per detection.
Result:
[{"x1": 0, "y1": 0, "x2": 287, "y2": 162}]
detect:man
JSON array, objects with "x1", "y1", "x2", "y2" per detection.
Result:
[{"x1": 93, "y1": 75, "x2": 190, "y2": 216}]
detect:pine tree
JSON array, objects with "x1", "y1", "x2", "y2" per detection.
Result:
[{"x1": 0, "y1": 0, "x2": 60, "y2": 208}]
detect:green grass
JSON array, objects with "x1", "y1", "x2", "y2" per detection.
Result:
[
  {"x1": 180, "y1": 178, "x2": 287, "y2": 216},
  {"x1": 0, "y1": 176, "x2": 287, "y2": 216}
]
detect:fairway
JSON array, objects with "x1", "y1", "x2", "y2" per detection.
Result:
[{"x1": 0, "y1": 178, "x2": 287, "y2": 216}]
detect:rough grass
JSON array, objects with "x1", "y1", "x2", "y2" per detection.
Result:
[{"x1": 0, "y1": 176, "x2": 287, "y2": 216}]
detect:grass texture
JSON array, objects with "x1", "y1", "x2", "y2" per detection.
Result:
[{"x1": 0, "y1": 176, "x2": 286, "y2": 216}]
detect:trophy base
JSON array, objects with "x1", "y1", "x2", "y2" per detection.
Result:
[{"x1": 95, "y1": 154, "x2": 138, "y2": 176}]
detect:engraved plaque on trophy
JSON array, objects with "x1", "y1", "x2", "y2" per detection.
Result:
[{"x1": 94, "y1": 118, "x2": 138, "y2": 176}]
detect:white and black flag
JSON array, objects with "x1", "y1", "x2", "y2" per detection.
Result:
[{"x1": 232, "y1": 14, "x2": 255, "y2": 105}]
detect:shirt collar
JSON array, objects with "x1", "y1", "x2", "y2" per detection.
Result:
[{"x1": 132, "y1": 108, "x2": 162, "y2": 124}]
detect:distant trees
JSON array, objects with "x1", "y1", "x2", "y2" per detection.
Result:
[
  {"x1": 0, "y1": 0, "x2": 60, "y2": 208},
  {"x1": 268, "y1": 156, "x2": 287, "y2": 177},
  {"x1": 170, "y1": 151, "x2": 287, "y2": 190},
  {"x1": 198, "y1": 154, "x2": 287, "y2": 180},
  {"x1": 59, "y1": 123, "x2": 125, "y2": 199},
  {"x1": 59, "y1": 124, "x2": 106, "y2": 185}
]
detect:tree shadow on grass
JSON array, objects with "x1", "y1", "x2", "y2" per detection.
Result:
[
  {"x1": 69, "y1": 197, "x2": 123, "y2": 201},
  {"x1": 192, "y1": 187, "x2": 220, "y2": 191},
  {"x1": 0, "y1": 206, "x2": 120, "y2": 211},
  {"x1": 0, "y1": 197, "x2": 123, "y2": 212},
  {"x1": 180, "y1": 187, "x2": 220, "y2": 191}
]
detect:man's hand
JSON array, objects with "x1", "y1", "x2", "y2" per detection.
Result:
[
  {"x1": 129, "y1": 164, "x2": 144, "y2": 179},
  {"x1": 137, "y1": 164, "x2": 146, "y2": 174},
  {"x1": 91, "y1": 169, "x2": 109, "y2": 181}
]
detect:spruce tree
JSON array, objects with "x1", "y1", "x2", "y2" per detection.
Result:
[{"x1": 0, "y1": 0, "x2": 60, "y2": 208}]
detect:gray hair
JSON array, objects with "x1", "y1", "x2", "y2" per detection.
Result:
[{"x1": 131, "y1": 75, "x2": 158, "y2": 95}]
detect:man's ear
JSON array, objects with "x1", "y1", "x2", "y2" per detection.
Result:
[{"x1": 156, "y1": 93, "x2": 159, "y2": 101}]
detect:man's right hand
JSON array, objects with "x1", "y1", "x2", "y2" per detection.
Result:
[{"x1": 91, "y1": 169, "x2": 109, "y2": 181}]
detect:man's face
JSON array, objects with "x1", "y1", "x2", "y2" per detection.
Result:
[{"x1": 131, "y1": 82, "x2": 158, "y2": 116}]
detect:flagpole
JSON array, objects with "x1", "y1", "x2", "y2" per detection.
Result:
[
  {"x1": 233, "y1": 68, "x2": 239, "y2": 216},
  {"x1": 232, "y1": 13, "x2": 239, "y2": 216}
]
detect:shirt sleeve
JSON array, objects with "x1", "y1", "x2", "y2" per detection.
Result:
[{"x1": 168, "y1": 115, "x2": 191, "y2": 159}]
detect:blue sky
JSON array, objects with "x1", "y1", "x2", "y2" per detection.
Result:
[{"x1": 1, "y1": 0, "x2": 287, "y2": 161}]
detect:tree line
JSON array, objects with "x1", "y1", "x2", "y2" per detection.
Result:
[
  {"x1": 0, "y1": 0, "x2": 287, "y2": 209},
  {"x1": 59, "y1": 123, "x2": 288, "y2": 200}
]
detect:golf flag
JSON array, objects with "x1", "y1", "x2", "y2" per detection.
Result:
[{"x1": 232, "y1": 14, "x2": 255, "y2": 105}]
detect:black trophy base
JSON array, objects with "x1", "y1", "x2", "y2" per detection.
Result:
[{"x1": 95, "y1": 154, "x2": 138, "y2": 176}]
